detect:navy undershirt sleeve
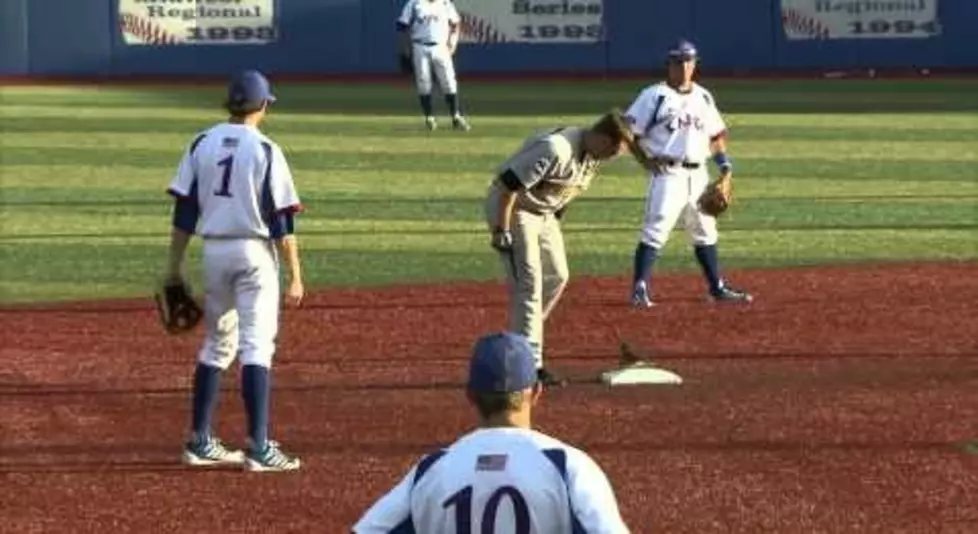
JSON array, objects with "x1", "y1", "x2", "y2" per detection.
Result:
[
  {"x1": 268, "y1": 211, "x2": 295, "y2": 239},
  {"x1": 172, "y1": 196, "x2": 199, "y2": 234}
]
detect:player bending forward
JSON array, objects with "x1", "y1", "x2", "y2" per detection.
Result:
[
  {"x1": 397, "y1": 0, "x2": 470, "y2": 131},
  {"x1": 624, "y1": 39, "x2": 752, "y2": 307},
  {"x1": 352, "y1": 332, "x2": 631, "y2": 533},
  {"x1": 166, "y1": 70, "x2": 304, "y2": 472},
  {"x1": 485, "y1": 113, "x2": 629, "y2": 387}
]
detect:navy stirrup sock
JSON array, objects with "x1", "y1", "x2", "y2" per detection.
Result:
[
  {"x1": 445, "y1": 93, "x2": 460, "y2": 116},
  {"x1": 633, "y1": 242, "x2": 660, "y2": 286},
  {"x1": 694, "y1": 244, "x2": 722, "y2": 292},
  {"x1": 242, "y1": 364, "x2": 270, "y2": 451},
  {"x1": 419, "y1": 94, "x2": 433, "y2": 116},
  {"x1": 191, "y1": 363, "x2": 222, "y2": 441}
]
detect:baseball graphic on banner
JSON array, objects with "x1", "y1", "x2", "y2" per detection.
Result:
[
  {"x1": 118, "y1": 0, "x2": 278, "y2": 45},
  {"x1": 454, "y1": 0, "x2": 604, "y2": 43}
]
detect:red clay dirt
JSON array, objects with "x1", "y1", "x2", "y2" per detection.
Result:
[{"x1": 1, "y1": 261, "x2": 976, "y2": 534}]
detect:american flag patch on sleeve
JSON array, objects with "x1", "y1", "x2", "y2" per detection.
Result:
[{"x1": 475, "y1": 454, "x2": 507, "y2": 471}]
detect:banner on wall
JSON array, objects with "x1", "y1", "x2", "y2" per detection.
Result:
[
  {"x1": 119, "y1": 0, "x2": 277, "y2": 45},
  {"x1": 781, "y1": 0, "x2": 941, "y2": 39},
  {"x1": 454, "y1": 0, "x2": 604, "y2": 43}
]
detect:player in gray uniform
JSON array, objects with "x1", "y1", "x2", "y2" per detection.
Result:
[{"x1": 485, "y1": 112, "x2": 630, "y2": 387}]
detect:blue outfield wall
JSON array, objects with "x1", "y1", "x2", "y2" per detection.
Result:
[{"x1": 0, "y1": 0, "x2": 975, "y2": 78}]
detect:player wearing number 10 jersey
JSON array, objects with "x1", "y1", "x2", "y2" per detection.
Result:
[{"x1": 352, "y1": 332, "x2": 630, "y2": 533}]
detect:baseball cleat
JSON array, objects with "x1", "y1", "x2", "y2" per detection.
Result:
[
  {"x1": 245, "y1": 440, "x2": 301, "y2": 472},
  {"x1": 709, "y1": 284, "x2": 753, "y2": 303},
  {"x1": 537, "y1": 367, "x2": 567, "y2": 388},
  {"x1": 425, "y1": 116, "x2": 437, "y2": 131},
  {"x1": 630, "y1": 281, "x2": 654, "y2": 308},
  {"x1": 182, "y1": 436, "x2": 246, "y2": 467},
  {"x1": 452, "y1": 115, "x2": 470, "y2": 131}
]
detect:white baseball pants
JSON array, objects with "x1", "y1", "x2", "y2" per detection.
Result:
[
  {"x1": 412, "y1": 42, "x2": 458, "y2": 95},
  {"x1": 197, "y1": 239, "x2": 280, "y2": 370},
  {"x1": 494, "y1": 210, "x2": 569, "y2": 368},
  {"x1": 639, "y1": 165, "x2": 719, "y2": 249}
]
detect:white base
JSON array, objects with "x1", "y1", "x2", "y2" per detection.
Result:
[{"x1": 600, "y1": 361, "x2": 683, "y2": 386}]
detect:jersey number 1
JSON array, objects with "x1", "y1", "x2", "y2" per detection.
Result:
[
  {"x1": 214, "y1": 155, "x2": 234, "y2": 197},
  {"x1": 443, "y1": 485, "x2": 530, "y2": 534}
]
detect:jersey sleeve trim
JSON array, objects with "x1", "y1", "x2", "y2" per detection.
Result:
[
  {"x1": 412, "y1": 449, "x2": 447, "y2": 485},
  {"x1": 188, "y1": 132, "x2": 207, "y2": 155},
  {"x1": 166, "y1": 132, "x2": 207, "y2": 198},
  {"x1": 166, "y1": 187, "x2": 194, "y2": 200},
  {"x1": 260, "y1": 142, "x2": 303, "y2": 215},
  {"x1": 543, "y1": 449, "x2": 589, "y2": 533},
  {"x1": 171, "y1": 181, "x2": 200, "y2": 234}
]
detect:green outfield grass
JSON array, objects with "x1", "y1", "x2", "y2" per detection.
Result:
[{"x1": 1, "y1": 79, "x2": 976, "y2": 303}]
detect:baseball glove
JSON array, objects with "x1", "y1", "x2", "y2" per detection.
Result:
[
  {"x1": 698, "y1": 179, "x2": 732, "y2": 217},
  {"x1": 154, "y1": 278, "x2": 203, "y2": 335}
]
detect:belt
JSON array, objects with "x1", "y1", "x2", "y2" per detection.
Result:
[
  {"x1": 413, "y1": 40, "x2": 439, "y2": 46},
  {"x1": 201, "y1": 235, "x2": 268, "y2": 241},
  {"x1": 652, "y1": 157, "x2": 701, "y2": 169}
]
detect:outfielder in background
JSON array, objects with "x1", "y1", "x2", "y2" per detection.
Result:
[
  {"x1": 397, "y1": 0, "x2": 471, "y2": 131},
  {"x1": 625, "y1": 40, "x2": 753, "y2": 307},
  {"x1": 352, "y1": 332, "x2": 630, "y2": 533},
  {"x1": 485, "y1": 113, "x2": 630, "y2": 387},
  {"x1": 165, "y1": 70, "x2": 304, "y2": 472}
]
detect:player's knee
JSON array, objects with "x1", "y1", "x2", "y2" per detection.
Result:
[
  {"x1": 198, "y1": 342, "x2": 237, "y2": 371},
  {"x1": 549, "y1": 265, "x2": 570, "y2": 290},
  {"x1": 640, "y1": 229, "x2": 667, "y2": 249},
  {"x1": 238, "y1": 339, "x2": 275, "y2": 368},
  {"x1": 690, "y1": 227, "x2": 718, "y2": 247}
]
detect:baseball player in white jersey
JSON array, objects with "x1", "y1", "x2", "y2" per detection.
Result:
[
  {"x1": 352, "y1": 332, "x2": 631, "y2": 533},
  {"x1": 624, "y1": 40, "x2": 752, "y2": 307},
  {"x1": 485, "y1": 113, "x2": 630, "y2": 387},
  {"x1": 397, "y1": 0, "x2": 470, "y2": 131},
  {"x1": 165, "y1": 70, "x2": 304, "y2": 472}
]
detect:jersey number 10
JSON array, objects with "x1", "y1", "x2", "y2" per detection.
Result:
[
  {"x1": 214, "y1": 155, "x2": 234, "y2": 197},
  {"x1": 443, "y1": 485, "x2": 531, "y2": 533}
]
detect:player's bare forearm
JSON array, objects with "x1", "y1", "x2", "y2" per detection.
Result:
[
  {"x1": 496, "y1": 190, "x2": 518, "y2": 231},
  {"x1": 627, "y1": 134, "x2": 662, "y2": 173},
  {"x1": 275, "y1": 234, "x2": 304, "y2": 306},
  {"x1": 166, "y1": 228, "x2": 192, "y2": 280},
  {"x1": 275, "y1": 235, "x2": 302, "y2": 284}
]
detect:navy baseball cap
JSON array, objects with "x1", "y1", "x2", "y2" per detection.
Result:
[
  {"x1": 467, "y1": 332, "x2": 538, "y2": 394},
  {"x1": 226, "y1": 69, "x2": 276, "y2": 111},
  {"x1": 668, "y1": 39, "x2": 698, "y2": 60}
]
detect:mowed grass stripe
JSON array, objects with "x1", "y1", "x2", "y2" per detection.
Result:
[
  {"x1": 3, "y1": 79, "x2": 977, "y2": 114},
  {"x1": 3, "y1": 199, "x2": 975, "y2": 240},
  {"x1": 2, "y1": 166, "x2": 977, "y2": 204},
  {"x1": 5, "y1": 105, "x2": 978, "y2": 130},
  {"x1": 1, "y1": 226, "x2": 973, "y2": 302},
  {"x1": 5, "y1": 115, "x2": 978, "y2": 142},
  {"x1": 3, "y1": 143, "x2": 976, "y2": 170},
  {"x1": 1, "y1": 80, "x2": 977, "y2": 303}
]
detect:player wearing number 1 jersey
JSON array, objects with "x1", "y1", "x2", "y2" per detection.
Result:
[
  {"x1": 166, "y1": 70, "x2": 304, "y2": 472},
  {"x1": 352, "y1": 332, "x2": 630, "y2": 533}
]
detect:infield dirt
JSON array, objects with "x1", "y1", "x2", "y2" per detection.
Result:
[{"x1": 2, "y1": 261, "x2": 976, "y2": 533}]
